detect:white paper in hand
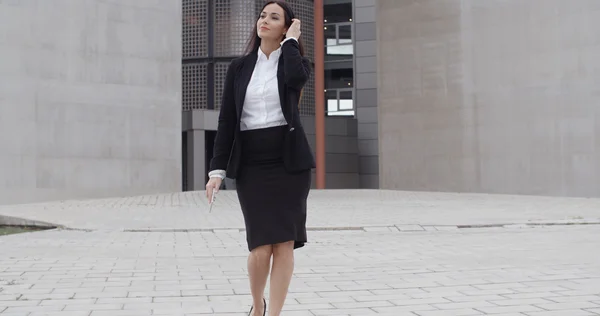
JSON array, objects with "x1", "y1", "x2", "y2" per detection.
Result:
[{"x1": 208, "y1": 189, "x2": 217, "y2": 213}]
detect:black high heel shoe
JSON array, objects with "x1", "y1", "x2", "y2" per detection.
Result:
[{"x1": 248, "y1": 298, "x2": 266, "y2": 316}]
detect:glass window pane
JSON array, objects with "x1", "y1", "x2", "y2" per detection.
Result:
[
  {"x1": 340, "y1": 90, "x2": 352, "y2": 99},
  {"x1": 325, "y1": 90, "x2": 338, "y2": 112},
  {"x1": 339, "y1": 91, "x2": 353, "y2": 110},
  {"x1": 325, "y1": 68, "x2": 353, "y2": 89},
  {"x1": 327, "y1": 100, "x2": 339, "y2": 113},
  {"x1": 326, "y1": 45, "x2": 353, "y2": 56},
  {"x1": 338, "y1": 101, "x2": 353, "y2": 110},
  {"x1": 324, "y1": 25, "x2": 336, "y2": 46},
  {"x1": 324, "y1": 3, "x2": 352, "y2": 23},
  {"x1": 338, "y1": 25, "x2": 352, "y2": 45}
]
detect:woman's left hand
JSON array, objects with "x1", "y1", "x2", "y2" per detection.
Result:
[{"x1": 286, "y1": 19, "x2": 301, "y2": 39}]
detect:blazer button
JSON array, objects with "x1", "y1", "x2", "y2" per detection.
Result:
[{"x1": 289, "y1": 127, "x2": 295, "y2": 132}]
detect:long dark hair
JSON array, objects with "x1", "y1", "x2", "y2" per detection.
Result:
[{"x1": 244, "y1": 1, "x2": 306, "y2": 56}]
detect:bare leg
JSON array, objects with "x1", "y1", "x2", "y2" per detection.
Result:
[
  {"x1": 248, "y1": 244, "x2": 272, "y2": 315},
  {"x1": 268, "y1": 241, "x2": 295, "y2": 316}
]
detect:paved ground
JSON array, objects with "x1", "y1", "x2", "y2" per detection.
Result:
[
  {"x1": 0, "y1": 190, "x2": 599, "y2": 231},
  {"x1": 1, "y1": 190, "x2": 600, "y2": 315}
]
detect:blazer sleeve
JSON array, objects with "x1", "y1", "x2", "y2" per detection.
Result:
[
  {"x1": 209, "y1": 60, "x2": 238, "y2": 172},
  {"x1": 281, "y1": 39, "x2": 311, "y2": 90}
]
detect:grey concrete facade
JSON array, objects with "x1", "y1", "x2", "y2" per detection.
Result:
[
  {"x1": 354, "y1": 0, "x2": 379, "y2": 189},
  {"x1": 305, "y1": 117, "x2": 360, "y2": 189},
  {"x1": 183, "y1": 111, "x2": 359, "y2": 190},
  {"x1": 377, "y1": 0, "x2": 600, "y2": 197},
  {"x1": 0, "y1": 0, "x2": 182, "y2": 205}
]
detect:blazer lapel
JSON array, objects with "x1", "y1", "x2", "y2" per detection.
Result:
[
  {"x1": 235, "y1": 52, "x2": 258, "y2": 118},
  {"x1": 277, "y1": 55, "x2": 291, "y2": 124}
]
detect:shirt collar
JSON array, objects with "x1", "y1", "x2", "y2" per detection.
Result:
[{"x1": 257, "y1": 46, "x2": 281, "y2": 62}]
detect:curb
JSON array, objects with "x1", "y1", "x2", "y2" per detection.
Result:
[
  {"x1": 3, "y1": 214, "x2": 598, "y2": 234},
  {"x1": 0, "y1": 214, "x2": 60, "y2": 229},
  {"x1": 123, "y1": 221, "x2": 600, "y2": 233}
]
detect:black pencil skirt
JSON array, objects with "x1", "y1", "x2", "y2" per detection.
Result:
[{"x1": 236, "y1": 125, "x2": 311, "y2": 252}]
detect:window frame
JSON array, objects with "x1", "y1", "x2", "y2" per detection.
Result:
[
  {"x1": 325, "y1": 87, "x2": 355, "y2": 117},
  {"x1": 324, "y1": 22, "x2": 354, "y2": 59},
  {"x1": 323, "y1": 19, "x2": 355, "y2": 117}
]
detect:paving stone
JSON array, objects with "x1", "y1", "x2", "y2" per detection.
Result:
[
  {"x1": 414, "y1": 309, "x2": 484, "y2": 316},
  {"x1": 1, "y1": 190, "x2": 600, "y2": 315},
  {"x1": 525, "y1": 310, "x2": 597, "y2": 316},
  {"x1": 2, "y1": 190, "x2": 600, "y2": 231}
]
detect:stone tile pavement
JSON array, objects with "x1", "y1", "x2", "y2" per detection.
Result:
[
  {"x1": 0, "y1": 190, "x2": 599, "y2": 231},
  {"x1": 1, "y1": 190, "x2": 600, "y2": 315},
  {"x1": 0, "y1": 226, "x2": 599, "y2": 315}
]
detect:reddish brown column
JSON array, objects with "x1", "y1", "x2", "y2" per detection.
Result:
[{"x1": 313, "y1": 0, "x2": 326, "y2": 189}]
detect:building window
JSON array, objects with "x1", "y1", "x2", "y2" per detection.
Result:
[
  {"x1": 323, "y1": 0, "x2": 353, "y2": 117},
  {"x1": 324, "y1": 2, "x2": 352, "y2": 23},
  {"x1": 326, "y1": 89, "x2": 354, "y2": 116},
  {"x1": 325, "y1": 68, "x2": 353, "y2": 89},
  {"x1": 324, "y1": 67, "x2": 353, "y2": 116},
  {"x1": 324, "y1": 23, "x2": 353, "y2": 62}
]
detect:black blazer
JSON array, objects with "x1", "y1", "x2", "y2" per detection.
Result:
[{"x1": 209, "y1": 39, "x2": 316, "y2": 179}]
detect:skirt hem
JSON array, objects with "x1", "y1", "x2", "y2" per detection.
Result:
[{"x1": 248, "y1": 239, "x2": 307, "y2": 252}]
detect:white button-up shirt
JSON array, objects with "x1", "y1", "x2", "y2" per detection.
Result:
[
  {"x1": 240, "y1": 45, "x2": 287, "y2": 131},
  {"x1": 209, "y1": 38, "x2": 297, "y2": 180}
]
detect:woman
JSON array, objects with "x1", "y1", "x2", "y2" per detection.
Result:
[{"x1": 205, "y1": 1, "x2": 316, "y2": 315}]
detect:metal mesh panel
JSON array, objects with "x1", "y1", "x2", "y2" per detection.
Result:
[
  {"x1": 300, "y1": 72, "x2": 315, "y2": 116},
  {"x1": 287, "y1": 0, "x2": 316, "y2": 116},
  {"x1": 182, "y1": 0, "x2": 208, "y2": 58},
  {"x1": 214, "y1": 0, "x2": 263, "y2": 57},
  {"x1": 182, "y1": 131, "x2": 188, "y2": 191},
  {"x1": 286, "y1": 0, "x2": 314, "y2": 61},
  {"x1": 182, "y1": 63, "x2": 207, "y2": 111},
  {"x1": 214, "y1": 62, "x2": 231, "y2": 110}
]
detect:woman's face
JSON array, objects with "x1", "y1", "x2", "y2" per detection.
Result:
[{"x1": 257, "y1": 3, "x2": 288, "y2": 42}]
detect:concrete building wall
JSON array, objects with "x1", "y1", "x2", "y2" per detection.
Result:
[
  {"x1": 0, "y1": 0, "x2": 182, "y2": 205},
  {"x1": 354, "y1": 0, "x2": 379, "y2": 188},
  {"x1": 304, "y1": 117, "x2": 359, "y2": 189},
  {"x1": 377, "y1": 0, "x2": 600, "y2": 197}
]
